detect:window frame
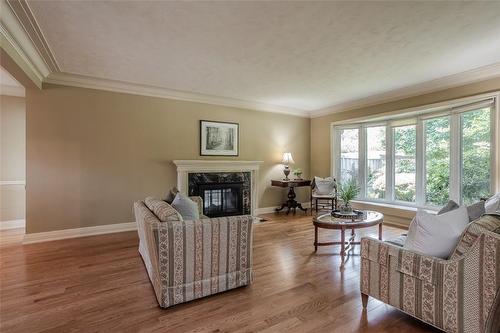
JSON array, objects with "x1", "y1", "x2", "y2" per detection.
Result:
[{"x1": 332, "y1": 95, "x2": 497, "y2": 210}]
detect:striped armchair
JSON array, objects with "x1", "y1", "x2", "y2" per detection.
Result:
[
  {"x1": 360, "y1": 214, "x2": 500, "y2": 333},
  {"x1": 134, "y1": 199, "x2": 253, "y2": 308}
]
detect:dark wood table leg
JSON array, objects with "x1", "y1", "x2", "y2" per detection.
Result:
[
  {"x1": 296, "y1": 202, "x2": 307, "y2": 213},
  {"x1": 275, "y1": 202, "x2": 287, "y2": 212},
  {"x1": 314, "y1": 226, "x2": 318, "y2": 252},
  {"x1": 276, "y1": 185, "x2": 308, "y2": 214},
  {"x1": 378, "y1": 222, "x2": 383, "y2": 241}
]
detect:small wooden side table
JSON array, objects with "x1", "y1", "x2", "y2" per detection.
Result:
[
  {"x1": 271, "y1": 179, "x2": 311, "y2": 214},
  {"x1": 313, "y1": 211, "x2": 383, "y2": 267}
]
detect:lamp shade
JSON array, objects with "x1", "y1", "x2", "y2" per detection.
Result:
[{"x1": 281, "y1": 152, "x2": 295, "y2": 165}]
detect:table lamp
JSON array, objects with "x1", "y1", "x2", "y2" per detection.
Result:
[{"x1": 281, "y1": 152, "x2": 295, "y2": 180}]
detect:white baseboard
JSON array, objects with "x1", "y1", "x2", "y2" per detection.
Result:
[
  {"x1": 0, "y1": 219, "x2": 25, "y2": 230},
  {"x1": 23, "y1": 222, "x2": 137, "y2": 244},
  {"x1": 255, "y1": 202, "x2": 311, "y2": 215}
]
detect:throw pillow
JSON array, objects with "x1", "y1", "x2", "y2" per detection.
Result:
[
  {"x1": 485, "y1": 193, "x2": 500, "y2": 214},
  {"x1": 314, "y1": 176, "x2": 336, "y2": 195},
  {"x1": 466, "y1": 200, "x2": 485, "y2": 222},
  {"x1": 171, "y1": 193, "x2": 200, "y2": 220},
  {"x1": 144, "y1": 197, "x2": 183, "y2": 222},
  {"x1": 438, "y1": 199, "x2": 485, "y2": 222},
  {"x1": 404, "y1": 206, "x2": 469, "y2": 259},
  {"x1": 437, "y1": 200, "x2": 459, "y2": 215},
  {"x1": 166, "y1": 187, "x2": 180, "y2": 204}
]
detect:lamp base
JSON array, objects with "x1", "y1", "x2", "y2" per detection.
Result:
[{"x1": 283, "y1": 166, "x2": 290, "y2": 180}]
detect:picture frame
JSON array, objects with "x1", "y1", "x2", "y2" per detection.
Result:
[{"x1": 200, "y1": 120, "x2": 239, "y2": 156}]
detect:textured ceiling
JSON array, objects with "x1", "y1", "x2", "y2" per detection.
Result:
[{"x1": 28, "y1": 1, "x2": 500, "y2": 113}]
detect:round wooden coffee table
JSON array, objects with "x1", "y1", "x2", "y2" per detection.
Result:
[{"x1": 313, "y1": 210, "x2": 383, "y2": 265}]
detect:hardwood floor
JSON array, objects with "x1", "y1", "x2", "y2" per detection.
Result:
[{"x1": 0, "y1": 213, "x2": 440, "y2": 333}]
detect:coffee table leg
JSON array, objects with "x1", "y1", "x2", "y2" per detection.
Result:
[
  {"x1": 314, "y1": 226, "x2": 318, "y2": 252},
  {"x1": 378, "y1": 223, "x2": 383, "y2": 241},
  {"x1": 340, "y1": 226, "x2": 346, "y2": 262}
]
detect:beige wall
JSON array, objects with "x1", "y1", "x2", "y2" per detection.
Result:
[
  {"x1": 25, "y1": 84, "x2": 310, "y2": 234},
  {"x1": 311, "y1": 77, "x2": 500, "y2": 226},
  {"x1": 0, "y1": 95, "x2": 26, "y2": 222}
]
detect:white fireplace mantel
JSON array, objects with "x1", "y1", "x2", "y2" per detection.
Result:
[{"x1": 172, "y1": 160, "x2": 264, "y2": 215}]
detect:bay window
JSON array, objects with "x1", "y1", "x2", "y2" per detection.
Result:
[{"x1": 333, "y1": 97, "x2": 496, "y2": 208}]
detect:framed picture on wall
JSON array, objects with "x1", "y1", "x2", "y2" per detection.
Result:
[{"x1": 200, "y1": 120, "x2": 239, "y2": 156}]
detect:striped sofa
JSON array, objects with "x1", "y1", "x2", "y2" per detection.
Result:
[
  {"x1": 134, "y1": 199, "x2": 253, "y2": 308},
  {"x1": 360, "y1": 214, "x2": 500, "y2": 333}
]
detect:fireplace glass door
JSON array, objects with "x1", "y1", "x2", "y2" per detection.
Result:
[{"x1": 199, "y1": 183, "x2": 244, "y2": 217}]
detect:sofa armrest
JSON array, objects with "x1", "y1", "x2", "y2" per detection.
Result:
[
  {"x1": 361, "y1": 233, "x2": 500, "y2": 332},
  {"x1": 156, "y1": 215, "x2": 254, "y2": 291},
  {"x1": 361, "y1": 236, "x2": 456, "y2": 285},
  {"x1": 362, "y1": 232, "x2": 499, "y2": 286}
]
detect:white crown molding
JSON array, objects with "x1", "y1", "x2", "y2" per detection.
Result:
[
  {"x1": 23, "y1": 221, "x2": 137, "y2": 244},
  {"x1": 45, "y1": 63, "x2": 500, "y2": 119},
  {"x1": 310, "y1": 62, "x2": 500, "y2": 118},
  {"x1": 6, "y1": 0, "x2": 59, "y2": 72},
  {"x1": 0, "y1": 219, "x2": 25, "y2": 230},
  {"x1": 3, "y1": 0, "x2": 500, "y2": 119},
  {"x1": 0, "y1": 83, "x2": 24, "y2": 96},
  {"x1": 45, "y1": 72, "x2": 311, "y2": 117},
  {"x1": 0, "y1": 0, "x2": 53, "y2": 87}
]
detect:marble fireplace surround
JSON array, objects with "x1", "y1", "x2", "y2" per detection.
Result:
[{"x1": 173, "y1": 160, "x2": 263, "y2": 216}]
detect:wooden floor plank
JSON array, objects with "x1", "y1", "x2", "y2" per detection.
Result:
[{"x1": 0, "y1": 213, "x2": 440, "y2": 332}]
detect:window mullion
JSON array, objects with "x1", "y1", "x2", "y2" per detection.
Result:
[
  {"x1": 332, "y1": 126, "x2": 341, "y2": 181},
  {"x1": 450, "y1": 114, "x2": 461, "y2": 203},
  {"x1": 359, "y1": 126, "x2": 366, "y2": 199},
  {"x1": 386, "y1": 125, "x2": 394, "y2": 202},
  {"x1": 416, "y1": 118, "x2": 425, "y2": 206}
]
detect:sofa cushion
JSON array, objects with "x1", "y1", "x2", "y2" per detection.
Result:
[
  {"x1": 385, "y1": 234, "x2": 407, "y2": 247},
  {"x1": 144, "y1": 197, "x2": 183, "y2": 222},
  {"x1": 314, "y1": 176, "x2": 336, "y2": 195},
  {"x1": 404, "y1": 206, "x2": 469, "y2": 259},
  {"x1": 171, "y1": 193, "x2": 200, "y2": 220}
]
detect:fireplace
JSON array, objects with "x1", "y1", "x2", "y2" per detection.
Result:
[
  {"x1": 173, "y1": 160, "x2": 262, "y2": 216},
  {"x1": 199, "y1": 182, "x2": 243, "y2": 217},
  {"x1": 188, "y1": 172, "x2": 251, "y2": 218}
]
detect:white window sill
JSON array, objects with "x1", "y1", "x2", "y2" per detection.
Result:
[{"x1": 351, "y1": 200, "x2": 438, "y2": 213}]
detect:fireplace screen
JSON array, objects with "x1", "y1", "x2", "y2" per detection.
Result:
[{"x1": 199, "y1": 183, "x2": 244, "y2": 217}]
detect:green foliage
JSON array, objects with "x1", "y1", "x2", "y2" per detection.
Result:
[
  {"x1": 425, "y1": 117, "x2": 451, "y2": 206},
  {"x1": 461, "y1": 109, "x2": 491, "y2": 204},
  {"x1": 424, "y1": 109, "x2": 491, "y2": 205},
  {"x1": 395, "y1": 183, "x2": 416, "y2": 202},
  {"x1": 339, "y1": 179, "x2": 360, "y2": 204},
  {"x1": 293, "y1": 168, "x2": 303, "y2": 177}
]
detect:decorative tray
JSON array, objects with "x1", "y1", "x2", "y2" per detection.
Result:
[{"x1": 331, "y1": 209, "x2": 365, "y2": 221}]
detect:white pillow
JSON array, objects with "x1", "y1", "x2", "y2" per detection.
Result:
[
  {"x1": 485, "y1": 193, "x2": 500, "y2": 214},
  {"x1": 314, "y1": 176, "x2": 335, "y2": 195},
  {"x1": 171, "y1": 193, "x2": 200, "y2": 220},
  {"x1": 404, "y1": 206, "x2": 469, "y2": 259}
]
